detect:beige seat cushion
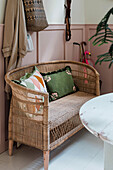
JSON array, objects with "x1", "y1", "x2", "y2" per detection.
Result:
[{"x1": 49, "y1": 91, "x2": 96, "y2": 129}]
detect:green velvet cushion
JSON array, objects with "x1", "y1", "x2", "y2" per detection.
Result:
[{"x1": 41, "y1": 66, "x2": 77, "y2": 102}]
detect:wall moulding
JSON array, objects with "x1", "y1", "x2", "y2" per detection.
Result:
[
  {"x1": 38, "y1": 25, "x2": 65, "y2": 63},
  {"x1": 44, "y1": 24, "x2": 65, "y2": 31},
  {"x1": 38, "y1": 24, "x2": 86, "y2": 63}
]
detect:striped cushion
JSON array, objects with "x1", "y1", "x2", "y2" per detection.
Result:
[
  {"x1": 20, "y1": 68, "x2": 47, "y2": 93},
  {"x1": 19, "y1": 67, "x2": 47, "y2": 119}
]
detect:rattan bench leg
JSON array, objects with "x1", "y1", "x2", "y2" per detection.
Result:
[
  {"x1": 9, "y1": 139, "x2": 13, "y2": 156},
  {"x1": 43, "y1": 151, "x2": 49, "y2": 170}
]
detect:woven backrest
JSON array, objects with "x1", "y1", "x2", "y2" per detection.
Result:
[{"x1": 6, "y1": 60, "x2": 99, "y2": 95}]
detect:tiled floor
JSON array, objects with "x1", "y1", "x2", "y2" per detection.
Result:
[{"x1": 0, "y1": 129, "x2": 104, "y2": 170}]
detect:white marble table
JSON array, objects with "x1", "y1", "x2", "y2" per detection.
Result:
[{"x1": 79, "y1": 93, "x2": 113, "y2": 170}]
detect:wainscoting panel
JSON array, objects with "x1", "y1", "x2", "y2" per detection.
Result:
[
  {"x1": 65, "y1": 25, "x2": 85, "y2": 61},
  {"x1": 38, "y1": 25, "x2": 65, "y2": 63},
  {"x1": 38, "y1": 24, "x2": 85, "y2": 63},
  {"x1": 22, "y1": 32, "x2": 38, "y2": 66},
  {"x1": 85, "y1": 25, "x2": 113, "y2": 94}
]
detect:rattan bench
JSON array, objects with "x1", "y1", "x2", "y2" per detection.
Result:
[{"x1": 5, "y1": 60, "x2": 100, "y2": 170}]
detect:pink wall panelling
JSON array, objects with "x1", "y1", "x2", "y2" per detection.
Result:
[
  {"x1": 22, "y1": 32, "x2": 38, "y2": 66},
  {"x1": 65, "y1": 25, "x2": 85, "y2": 61},
  {"x1": 85, "y1": 25, "x2": 113, "y2": 94},
  {"x1": 0, "y1": 24, "x2": 7, "y2": 153},
  {"x1": 38, "y1": 24, "x2": 113, "y2": 94},
  {"x1": 38, "y1": 24, "x2": 85, "y2": 63},
  {"x1": 38, "y1": 25, "x2": 65, "y2": 63}
]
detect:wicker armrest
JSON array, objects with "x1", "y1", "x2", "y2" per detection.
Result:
[
  {"x1": 93, "y1": 68, "x2": 100, "y2": 96},
  {"x1": 5, "y1": 73, "x2": 49, "y2": 118},
  {"x1": 85, "y1": 64, "x2": 100, "y2": 96},
  {"x1": 4, "y1": 69, "x2": 49, "y2": 151},
  {"x1": 71, "y1": 62, "x2": 100, "y2": 96}
]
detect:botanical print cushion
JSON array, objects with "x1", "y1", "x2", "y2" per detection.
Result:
[{"x1": 41, "y1": 66, "x2": 77, "y2": 102}]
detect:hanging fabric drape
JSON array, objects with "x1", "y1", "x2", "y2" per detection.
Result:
[
  {"x1": 65, "y1": 0, "x2": 72, "y2": 41},
  {"x1": 23, "y1": 0, "x2": 48, "y2": 32},
  {"x1": 2, "y1": 0, "x2": 27, "y2": 94}
]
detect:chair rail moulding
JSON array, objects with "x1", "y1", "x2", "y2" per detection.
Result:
[{"x1": 44, "y1": 24, "x2": 65, "y2": 31}]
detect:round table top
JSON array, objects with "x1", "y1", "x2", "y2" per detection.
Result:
[{"x1": 79, "y1": 93, "x2": 113, "y2": 145}]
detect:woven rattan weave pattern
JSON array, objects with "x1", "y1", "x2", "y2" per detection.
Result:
[
  {"x1": 5, "y1": 60, "x2": 100, "y2": 170},
  {"x1": 23, "y1": 0, "x2": 48, "y2": 31}
]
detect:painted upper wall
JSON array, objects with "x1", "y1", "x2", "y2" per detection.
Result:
[
  {"x1": 85, "y1": 0, "x2": 113, "y2": 24},
  {"x1": 43, "y1": 0, "x2": 65, "y2": 24},
  {"x1": 0, "y1": 0, "x2": 6, "y2": 24},
  {"x1": 0, "y1": 0, "x2": 85, "y2": 24},
  {"x1": 0, "y1": 0, "x2": 113, "y2": 24},
  {"x1": 71, "y1": 0, "x2": 85, "y2": 24},
  {"x1": 44, "y1": 0, "x2": 113, "y2": 24},
  {"x1": 43, "y1": 0, "x2": 85, "y2": 24}
]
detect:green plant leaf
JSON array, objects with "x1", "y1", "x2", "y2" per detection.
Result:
[
  {"x1": 109, "y1": 61, "x2": 113, "y2": 68},
  {"x1": 89, "y1": 7, "x2": 113, "y2": 68}
]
